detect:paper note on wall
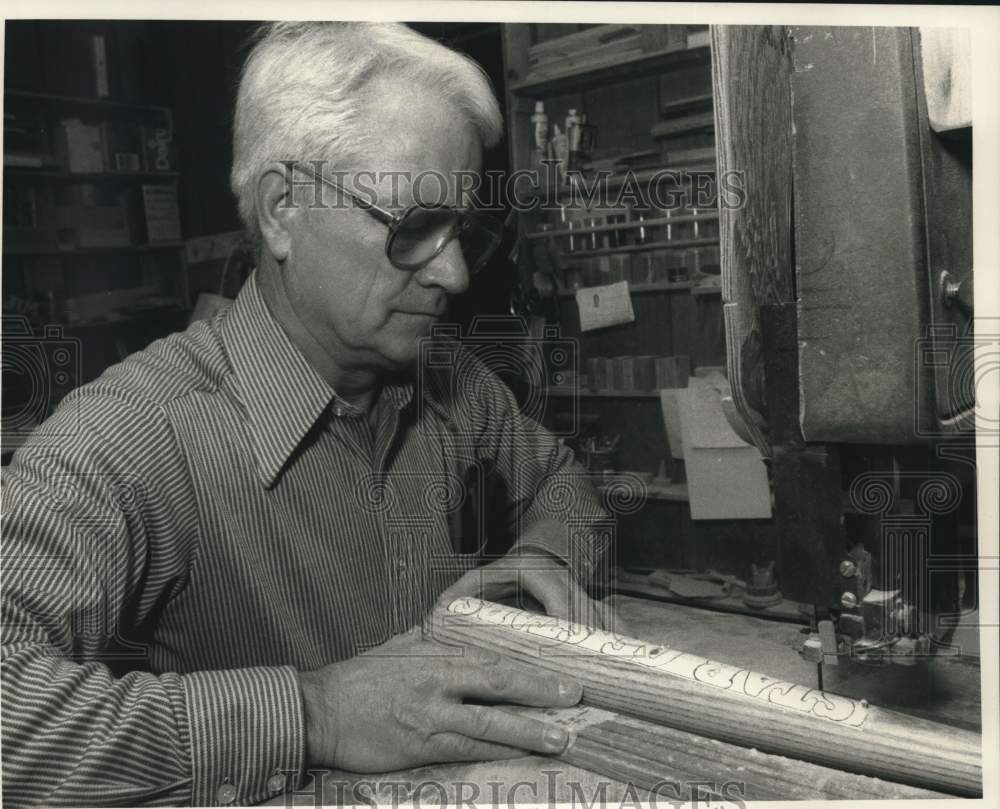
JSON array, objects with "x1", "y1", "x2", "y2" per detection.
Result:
[
  {"x1": 576, "y1": 282, "x2": 635, "y2": 332},
  {"x1": 677, "y1": 381, "x2": 772, "y2": 520}
]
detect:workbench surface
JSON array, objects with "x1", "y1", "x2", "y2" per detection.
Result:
[{"x1": 265, "y1": 595, "x2": 981, "y2": 805}]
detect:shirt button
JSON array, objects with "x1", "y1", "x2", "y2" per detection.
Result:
[
  {"x1": 267, "y1": 772, "x2": 286, "y2": 793},
  {"x1": 396, "y1": 558, "x2": 408, "y2": 572},
  {"x1": 216, "y1": 782, "x2": 237, "y2": 805},
  {"x1": 333, "y1": 405, "x2": 345, "y2": 417}
]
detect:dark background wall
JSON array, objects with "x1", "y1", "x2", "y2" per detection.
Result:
[{"x1": 4, "y1": 20, "x2": 510, "y2": 244}]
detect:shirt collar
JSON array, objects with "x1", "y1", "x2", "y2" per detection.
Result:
[{"x1": 219, "y1": 273, "x2": 446, "y2": 487}]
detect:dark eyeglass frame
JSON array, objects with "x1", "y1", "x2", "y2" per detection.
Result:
[{"x1": 288, "y1": 162, "x2": 503, "y2": 275}]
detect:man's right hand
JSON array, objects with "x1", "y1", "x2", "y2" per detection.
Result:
[{"x1": 297, "y1": 634, "x2": 583, "y2": 773}]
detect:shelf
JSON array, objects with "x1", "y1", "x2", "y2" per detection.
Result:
[
  {"x1": 66, "y1": 304, "x2": 188, "y2": 329},
  {"x1": 4, "y1": 242, "x2": 186, "y2": 256},
  {"x1": 511, "y1": 45, "x2": 711, "y2": 97},
  {"x1": 3, "y1": 167, "x2": 179, "y2": 182},
  {"x1": 545, "y1": 387, "x2": 662, "y2": 399},
  {"x1": 557, "y1": 281, "x2": 695, "y2": 297},
  {"x1": 551, "y1": 236, "x2": 719, "y2": 259},
  {"x1": 597, "y1": 477, "x2": 689, "y2": 503},
  {"x1": 5, "y1": 88, "x2": 171, "y2": 114},
  {"x1": 528, "y1": 211, "x2": 719, "y2": 241},
  {"x1": 534, "y1": 162, "x2": 718, "y2": 205},
  {"x1": 661, "y1": 92, "x2": 714, "y2": 116}
]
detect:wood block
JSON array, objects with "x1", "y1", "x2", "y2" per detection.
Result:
[
  {"x1": 658, "y1": 388, "x2": 686, "y2": 459},
  {"x1": 511, "y1": 705, "x2": 948, "y2": 801},
  {"x1": 431, "y1": 599, "x2": 982, "y2": 797},
  {"x1": 676, "y1": 383, "x2": 772, "y2": 519},
  {"x1": 633, "y1": 355, "x2": 656, "y2": 391},
  {"x1": 655, "y1": 355, "x2": 691, "y2": 388}
]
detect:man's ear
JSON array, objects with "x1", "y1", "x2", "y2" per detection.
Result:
[{"x1": 256, "y1": 166, "x2": 298, "y2": 262}]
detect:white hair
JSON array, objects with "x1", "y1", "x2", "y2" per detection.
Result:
[{"x1": 231, "y1": 21, "x2": 504, "y2": 241}]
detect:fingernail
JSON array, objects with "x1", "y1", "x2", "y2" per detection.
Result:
[
  {"x1": 558, "y1": 680, "x2": 582, "y2": 701},
  {"x1": 544, "y1": 726, "x2": 569, "y2": 752}
]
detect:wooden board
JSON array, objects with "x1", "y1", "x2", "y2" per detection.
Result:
[
  {"x1": 265, "y1": 597, "x2": 981, "y2": 804},
  {"x1": 431, "y1": 598, "x2": 982, "y2": 796},
  {"x1": 520, "y1": 705, "x2": 946, "y2": 800},
  {"x1": 711, "y1": 25, "x2": 795, "y2": 458}
]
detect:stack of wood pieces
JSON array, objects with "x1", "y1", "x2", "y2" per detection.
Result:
[
  {"x1": 652, "y1": 94, "x2": 716, "y2": 140},
  {"x1": 431, "y1": 598, "x2": 982, "y2": 801},
  {"x1": 525, "y1": 25, "x2": 647, "y2": 83}
]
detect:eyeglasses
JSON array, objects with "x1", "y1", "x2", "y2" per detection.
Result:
[{"x1": 289, "y1": 162, "x2": 504, "y2": 275}]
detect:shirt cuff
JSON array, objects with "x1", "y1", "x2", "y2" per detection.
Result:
[
  {"x1": 182, "y1": 666, "x2": 305, "y2": 806},
  {"x1": 510, "y1": 517, "x2": 608, "y2": 587}
]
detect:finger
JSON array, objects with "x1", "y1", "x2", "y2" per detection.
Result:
[
  {"x1": 447, "y1": 659, "x2": 582, "y2": 707},
  {"x1": 421, "y1": 731, "x2": 529, "y2": 764},
  {"x1": 439, "y1": 704, "x2": 571, "y2": 755}
]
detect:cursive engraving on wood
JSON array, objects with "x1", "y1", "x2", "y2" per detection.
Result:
[{"x1": 446, "y1": 597, "x2": 869, "y2": 728}]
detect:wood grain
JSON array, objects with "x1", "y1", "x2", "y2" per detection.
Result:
[
  {"x1": 512, "y1": 705, "x2": 947, "y2": 800},
  {"x1": 431, "y1": 598, "x2": 981, "y2": 796},
  {"x1": 711, "y1": 25, "x2": 795, "y2": 458}
]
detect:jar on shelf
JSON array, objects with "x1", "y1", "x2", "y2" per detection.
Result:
[
  {"x1": 630, "y1": 252, "x2": 654, "y2": 284},
  {"x1": 667, "y1": 250, "x2": 689, "y2": 283}
]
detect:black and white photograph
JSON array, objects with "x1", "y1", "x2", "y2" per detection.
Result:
[{"x1": 1, "y1": 2, "x2": 998, "y2": 807}]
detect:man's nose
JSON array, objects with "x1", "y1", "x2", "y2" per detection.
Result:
[{"x1": 416, "y1": 239, "x2": 470, "y2": 295}]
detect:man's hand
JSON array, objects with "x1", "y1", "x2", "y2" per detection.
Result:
[
  {"x1": 436, "y1": 551, "x2": 626, "y2": 634},
  {"x1": 297, "y1": 638, "x2": 582, "y2": 773}
]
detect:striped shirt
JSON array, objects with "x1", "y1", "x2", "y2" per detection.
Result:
[{"x1": 1, "y1": 273, "x2": 607, "y2": 807}]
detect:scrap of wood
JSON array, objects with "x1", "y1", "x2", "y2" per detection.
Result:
[
  {"x1": 432, "y1": 598, "x2": 982, "y2": 797},
  {"x1": 676, "y1": 381, "x2": 772, "y2": 519}
]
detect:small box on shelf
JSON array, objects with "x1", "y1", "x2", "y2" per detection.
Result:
[
  {"x1": 56, "y1": 118, "x2": 104, "y2": 173},
  {"x1": 141, "y1": 184, "x2": 182, "y2": 243}
]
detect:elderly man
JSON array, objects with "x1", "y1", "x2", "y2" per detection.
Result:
[{"x1": 2, "y1": 21, "x2": 614, "y2": 807}]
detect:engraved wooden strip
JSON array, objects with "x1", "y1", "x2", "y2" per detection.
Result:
[{"x1": 433, "y1": 598, "x2": 981, "y2": 796}]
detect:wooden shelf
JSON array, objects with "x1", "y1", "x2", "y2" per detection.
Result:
[
  {"x1": 5, "y1": 242, "x2": 185, "y2": 256},
  {"x1": 597, "y1": 477, "x2": 689, "y2": 503},
  {"x1": 557, "y1": 281, "x2": 695, "y2": 297},
  {"x1": 533, "y1": 163, "x2": 718, "y2": 205},
  {"x1": 5, "y1": 88, "x2": 171, "y2": 114},
  {"x1": 545, "y1": 387, "x2": 662, "y2": 399},
  {"x1": 3, "y1": 167, "x2": 179, "y2": 182},
  {"x1": 529, "y1": 211, "x2": 718, "y2": 241},
  {"x1": 511, "y1": 44, "x2": 711, "y2": 97},
  {"x1": 67, "y1": 303, "x2": 188, "y2": 329},
  {"x1": 661, "y1": 92, "x2": 714, "y2": 116},
  {"x1": 551, "y1": 236, "x2": 719, "y2": 259}
]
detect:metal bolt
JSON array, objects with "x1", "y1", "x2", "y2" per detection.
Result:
[
  {"x1": 839, "y1": 560, "x2": 857, "y2": 578},
  {"x1": 840, "y1": 592, "x2": 858, "y2": 609}
]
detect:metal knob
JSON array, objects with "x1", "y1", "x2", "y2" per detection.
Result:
[{"x1": 940, "y1": 271, "x2": 973, "y2": 315}]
